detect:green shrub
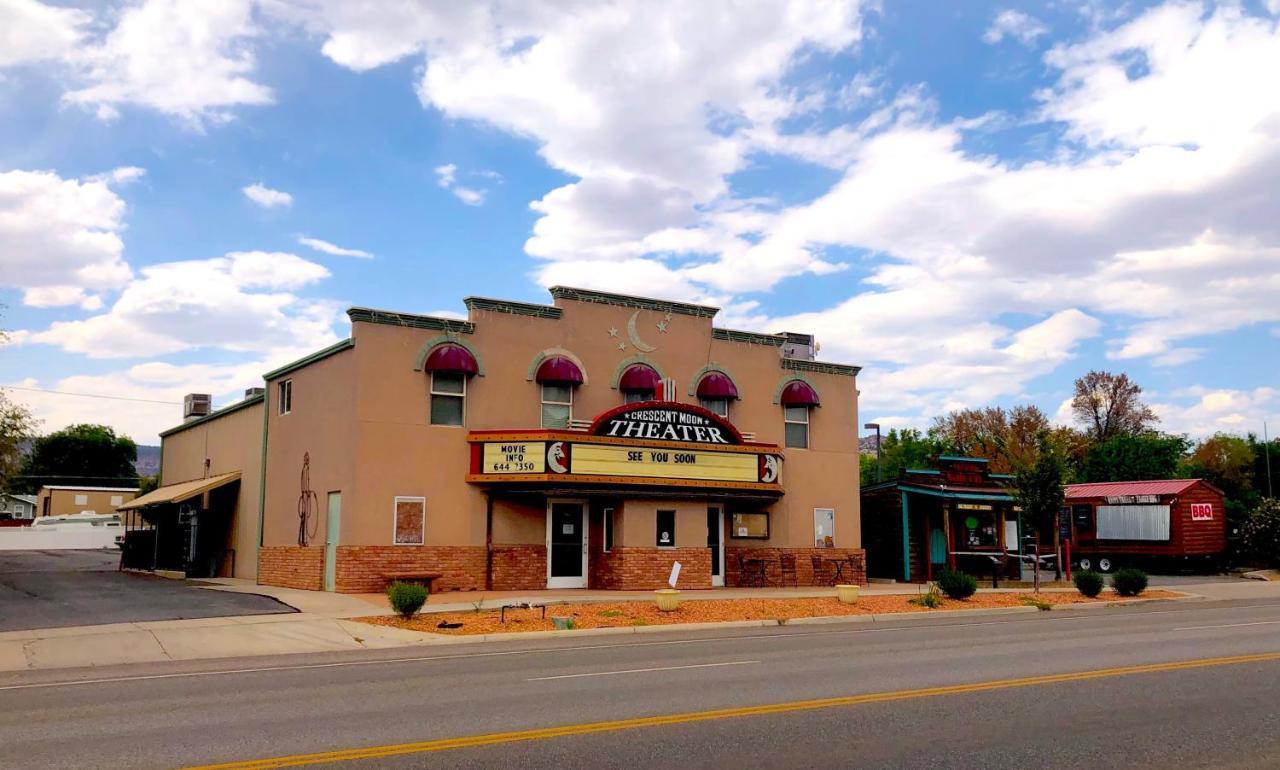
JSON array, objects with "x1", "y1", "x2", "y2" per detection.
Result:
[
  {"x1": 1111, "y1": 568, "x2": 1148, "y2": 597},
  {"x1": 909, "y1": 586, "x2": 943, "y2": 609},
  {"x1": 1020, "y1": 596, "x2": 1053, "y2": 611},
  {"x1": 387, "y1": 581, "x2": 429, "y2": 618},
  {"x1": 1074, "y1": 570, "x2": 1105, "y2": 598},
  {"x1": 935, "y1": 569, "x2": 978, "y2": 600},
  {"x1": 1240, "y1": 499, "x2": 1280, "y2": 568}
]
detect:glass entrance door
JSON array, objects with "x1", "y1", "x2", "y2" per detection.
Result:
[
  {"x1": 708, "y1": 506, "x2": 724, "y2": 587},
  {"x1": 547, "y1": 501, "x2": 587, "y2": 588}
]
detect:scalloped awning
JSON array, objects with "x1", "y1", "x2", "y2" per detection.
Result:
[
  {"x1": 619, "y1": 363, "x2": 661, "y2": 391},
  {"x1": 696, "y1": 372, "x2": 739, "y2": 399},
  {"x1": 779, "y1": 380, "x2": 820, "y2": 406},
  {"x1": 423, "y1": 344, "x2": 479, "y2": 375},
  {"x1": 534, "y1": 356, "x2": 584, "y2": 385}
]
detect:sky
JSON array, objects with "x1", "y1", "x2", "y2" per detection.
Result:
[{"x1": 1, "y1": 0, "x2": 1278, "y2": 445}]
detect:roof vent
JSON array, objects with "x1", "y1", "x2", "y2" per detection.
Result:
[
  {"x1": 779, "y1": 332, "x2": 816, "y2": 361},
  {"x1": 183, "y1": 393, "x2": 212, "y2": 422}
]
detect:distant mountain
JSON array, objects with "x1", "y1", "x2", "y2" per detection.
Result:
[
  {"x1": 859, "y1": 434, "x2": 881, "y2": 455},
  {"x1": 134, "y1": 445, "x2": 161, "y2": 477}
]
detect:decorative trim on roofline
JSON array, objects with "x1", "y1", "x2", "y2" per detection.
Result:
[
  {"x1": 159, "y1": 393, "x2": 265, "y2": 438},
  {"x1": 782, "y1": 358, "x2": 861, "y2": 376},
  {"x1": 464, "y1": 296, "x2": 563, "y2": 319},
  {"x1": 712, "y1": 328, "x2": 786, "y2": 346},
  {"x1": 549, "y1": 286, "x2": 718, "y2": 318},
  {"x1": 347, "y1": 307, "x2": 475, "y2": 333},
  {"x1": 263, "y1": 339, "x2": 354, "y2": 382}
]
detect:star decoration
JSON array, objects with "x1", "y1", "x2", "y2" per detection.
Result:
[
  {"x1": 663, "y1": 311, "x2": 673, "y2": 322},
  {"x1": 656, "y1": 320, "x2": 669, "y2": 333},
  {"x1": 607, "y1": 327, "x2": 619, "y2": 337},
  {"x1": 617, "y1": 342, "x2": 627, "y2": 351}
]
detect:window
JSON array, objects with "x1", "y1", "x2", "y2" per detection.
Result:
[
  {"x1": 110, "y1": 495, "x2": 123, "y2": 506},
  {"x1": 393, "y1": 497, "x2": 426, "y2": 545},
  {"x1": 730, "y1": 512, "x2": 769, "y2": 539},
  {"x1": 603, "y1": 507, "x2": 615, "y2": 552},
  {"x1": 656, "y1": 509, "x2": 676, "y2": 547},
  {"x1": 541, "y1": 383, "x2": 573, "y2": 428},
  {"x1": 75, "y1": 494, "x2": 88, "y2": 505},
  {"x1": 699, "y1": 396, "x2": 729, "y2": 417},
  {"x1": 278, "y1": 379, "x2": 293, "y2": 416},
  {"x1": 625, "y1": 388, "x2": 654, "y2": 404},
  {"x1": 958, "y1": 508, "x2": 1000, "y2": 549},
  {"x1": 430, "y1": 372, "x2": 465, "y2": 426},
  {"x1": 784, "y1": 405, "x2": 809, "y2": 448},
  {"x1": 814, "y1": 508, "x2": 835, "y2": 548}
]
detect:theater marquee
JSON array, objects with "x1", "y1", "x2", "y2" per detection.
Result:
[{"x1": 467, "y1": 403, "x2": 782, "y2": 490}]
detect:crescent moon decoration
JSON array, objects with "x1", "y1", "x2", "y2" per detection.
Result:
[{"x1": 626, "y1": 310, "x2": 658, "y2": 353}]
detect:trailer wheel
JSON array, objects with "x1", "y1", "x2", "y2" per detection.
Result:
[
  {"x1": 1077, "y1": 557, "x2": 1092, "y2": 571},
  {"x1": 1098, "y1": 557, "x2": 1114, "y2": 573}
]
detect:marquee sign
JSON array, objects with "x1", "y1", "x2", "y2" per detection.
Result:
[
  {"x1": 590, "y1": 402, "x2": 743, "y2": 445},
  {"x1": 473, "y1": 438, "x2": 779, "y2": 485}
]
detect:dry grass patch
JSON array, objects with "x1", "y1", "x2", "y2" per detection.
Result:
[{"x1": 356, "y1": 590, "x2": 1179, "y2": 636}]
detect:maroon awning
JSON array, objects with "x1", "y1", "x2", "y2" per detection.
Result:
[
  {"x1": 535, "y1": 356, "x2": 584, "y2": 385},
  {"x1": 619, "y1": 364, "x2": 661, "y2": 391},
  {"x1": 779, "y1": 380, "x2": 820, "y2": 406},
  {"x1": 696, "y1": 372, "x2": 739, "y2": 399},
  {"x1": 423, "y1": 344, "x2": 478, "y2": 375}
]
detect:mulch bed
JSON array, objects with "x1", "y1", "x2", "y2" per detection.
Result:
[{"x1": 357, "y1": 590, "x2": 1179, "y2": 636}]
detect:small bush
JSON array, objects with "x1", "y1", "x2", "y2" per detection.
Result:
[
  {"x1": 1111, "y1": 568, "x2": 1149, "y2": 597},
  {"x1": 387, "y1": 581, "x2": 429, "y2": 618},
  {"x1": 1021, "y1": 597, "x2": 1053, "y2": 611},
  {"x1": 1074, "y1": 570, "x2": 1105, "y2": 598},
  {"x1": 935, "y1": 569, "x2": 978, "y2": 600},
  {"x1": 909, "y1": 585, "x2": 943, "y2": 609}
]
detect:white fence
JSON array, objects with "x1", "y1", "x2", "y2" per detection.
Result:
[{"x1": 0, "y1": 527, "x2": 120, "y2": 551}]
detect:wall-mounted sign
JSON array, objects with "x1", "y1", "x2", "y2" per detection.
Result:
[
  {"x1": 589, "y1": 402, "x2": 743, "y2": 445},
  {"x1": 956, "y1": 503, "x2": 993, "y2": 511},
  {"x1": 572, "y1": 444, "x2": 759, "y2": 482},
  {"x1": 1105, "y1": 494, "x2": 1160, "y2": 504},
  {"x1": 481, "y1": 442, "x2": 546, "y2": 474},
  {"x1": 1190, "y1": 503, "x2": 1214, "y2": 521}
]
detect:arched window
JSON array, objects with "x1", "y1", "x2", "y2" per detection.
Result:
[
  {"x1": 423, "y1": 344, "x2": 478, "y2": 426},
  {"x1": 535, "y1": 356, "x2": 584, "y2": 428},
  {"x1": 619, "y1": 364, "x2": 661, "y2": 404},
  {"x1": 695, "y1": 371, "x2": 739, "y2": 418},
  {"x1": 779, "y1": 380, "x2": 820, "y2": 448}
]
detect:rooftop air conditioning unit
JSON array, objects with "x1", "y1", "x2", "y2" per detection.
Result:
[
  {"x1": 183, "y1": 393, "x2": 212, "y2": 422},
  {"x1": 779, "y1": 332, "x2": 817, "y2": 361},
  {"x1": 244, "y1": 387, "x2": 265, "y2": 399}
]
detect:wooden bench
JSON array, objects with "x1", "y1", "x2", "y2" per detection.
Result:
[{"x1": 384, "y1": 572, "x2": 443, "y2": 592}]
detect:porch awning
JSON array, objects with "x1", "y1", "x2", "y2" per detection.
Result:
[{"x1": 117, "y1": 471, "x2": 241, "y2": 510}]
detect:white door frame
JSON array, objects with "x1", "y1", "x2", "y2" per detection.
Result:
[
  {"x1": 709, "y1": 504, "x2": 725, "y2": 587},
  {"x1": 546, "y1": 498, "x2": 588, "y2": 588}
]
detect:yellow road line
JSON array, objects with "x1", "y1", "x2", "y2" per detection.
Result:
[{"x1": 185, "y1": 651, "x2": 1280, "y2": 770}]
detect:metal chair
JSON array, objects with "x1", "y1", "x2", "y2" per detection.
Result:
[
  {"x1": 811, "y1": 555, "x2": 831, "y2": 586},
  {"x1": 778, "y1": 553, "x2": 798, "y2": 587}
]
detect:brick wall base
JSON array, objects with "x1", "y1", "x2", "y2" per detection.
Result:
[
  {"x1": 726, "y1": 547, "x2": 867, "y2": 587},
  {"x1": 593, "y1": 546, "x2": 712, "y2": 590},
  {"x1": 491, "y1": 544, "x2": 547, "y2": 590},
  {"x1": 258, "y1": 546, "x2": 324, "y2": 591},
  {"x1": 334, "y1": 545, "x2": 487, "y2": 593}
]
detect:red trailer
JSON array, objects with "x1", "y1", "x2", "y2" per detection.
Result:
[{"x1": 1063, "y1": 479, "x2": 1226, "y2": 573}]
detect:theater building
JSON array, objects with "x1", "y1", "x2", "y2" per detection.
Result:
[{"x1": 141, "y1": 287, "x2": 863, "y2": 592}]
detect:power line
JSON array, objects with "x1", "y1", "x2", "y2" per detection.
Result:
[{"x1": 2, "y1": 385, "x2": 181, "y2": 406}]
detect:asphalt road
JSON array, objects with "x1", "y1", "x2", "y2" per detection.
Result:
[
  {"x1": 2, "y1": 596, "x2": 1280, "y2": 769},
  {"x1": 0, "y1": 550, "x2": 291, "y2": 631}
]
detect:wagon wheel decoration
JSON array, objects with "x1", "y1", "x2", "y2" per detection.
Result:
[{"x1": 297, "y1": 452, "x2": 320, "y2": 546}]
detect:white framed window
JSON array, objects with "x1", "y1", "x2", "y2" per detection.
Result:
[
  {"x1": 393, "y1": 496, "x2": 426, "y2": 545},
  {"x1": 814, "y1": 508, "x2": 835, "y2": 548},
  {"x1": 699, "y1": 397, "x2": 730, "y2": 417},
  {"x1": 541, "y1": 383, "x2": 573, "y2": 428},
  {"x1": 75, "y1": 494, "x2": 88, "y2": 505},
  {"x1": 110, "y1": 495, "x2": 123, "y2": 506},
  {"x1": 430, "y1": 372, "x2": 465, "y2": 426},
  {"x1": 784, "y1": 405, "x2": 810, "y2": 449},
  {"x1": 603, "y1": 506, "x2": 615, "y2": 552},
  {"x1": 278, "y1": 379, "x2": 293, "y2": 416}
]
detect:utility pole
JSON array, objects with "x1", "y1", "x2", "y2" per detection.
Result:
[{"x1": 864, "y1": 423, "x2": 882, "y2": 483}]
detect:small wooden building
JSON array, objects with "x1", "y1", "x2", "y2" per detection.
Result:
[
  {"x1": 861, "y1": 457, "x2": 1025, "y2": 583},
  {"x1": 1063, "y1": 479, "x2": 1226, "y2": 572}
]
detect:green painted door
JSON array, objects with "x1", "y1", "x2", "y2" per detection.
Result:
[
  {"x1": 930, "y1": 529, "x2": 947, "y2": 564},
  {"x1": 324, "y1": 492, "x2": 341, "y2": 592}
]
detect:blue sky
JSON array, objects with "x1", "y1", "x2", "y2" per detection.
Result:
[{"x1": 1, "y1": 0, "x2": 1278, "y2": 443}]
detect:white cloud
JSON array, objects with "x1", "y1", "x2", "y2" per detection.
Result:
[
  {"x1": 983, "y1": 9, "x2": 1049, "y2": 46},
  {"x1": 434, "y1": 162, "x2": 491, "y2": 206},
  {"x1": 297, "y1": 236, "x2": 373, "y2": 258},
  {"x1": 242, "y1": 183, "x2": 293, "y2": 208},
  {"x1": 0, "y1": 168, "x2": 134, "y2": 304},
  {"x1": 20, "y1": 251, "x2": 337, "y2": 359},
  {"x1": 1152, "y1": 386, "x2": 1279, "y2": 437},
  {"x1": 61, "y1": 0, "x2": 272, "y2": 123},
  {"x1": 0, "y1": 0, "x2": 90, "y2": 67}
]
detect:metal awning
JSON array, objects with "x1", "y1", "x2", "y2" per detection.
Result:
[{"x1": 117, "y1": 471, "x2": 241, "y2": 510}]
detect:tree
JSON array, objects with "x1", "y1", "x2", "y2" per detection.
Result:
[
  {"x1": 0, "y1": 393, "x2": 37, "y2": 491},
  {"x1": 1180, "y1": 433, "x2": 1259, "y2": 524},
  {"x1": 860, "y1": 428, "x2": 945, "y2": 485},
  {"x1": 17, "y1": 424, "x2": 139, "y2": 493},
  {"x1": 1082, "y1": 433, "x2": 1190, "y2": 482},
  {"x1": 1009, "y1": 432, "x2": 1067, "y2": 579},
  {"x1": 930, "y1": 405, "x2": 1082, "y2": 475},
  {"x1": 1071, "y1": 370, "x2": 1159, "y2": 441},
  {"x1": 1239, "y1": 498, "x2": 1280, "y2": 568}
]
